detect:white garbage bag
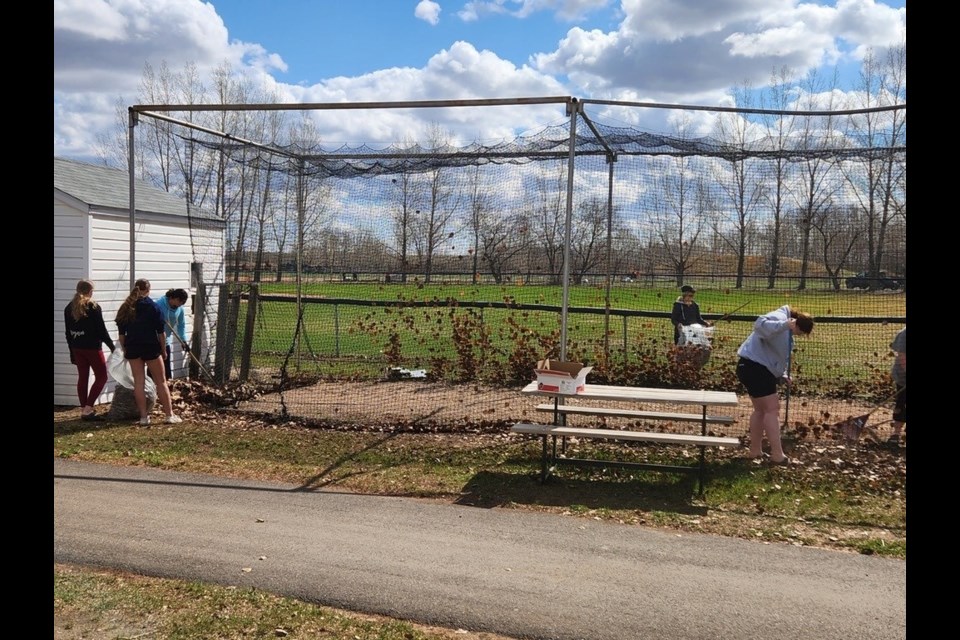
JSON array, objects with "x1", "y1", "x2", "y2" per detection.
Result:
[
  {"x1": 107, "y1": 347, "x2": 158, "y2": 397},
  {"x1": 106, "y1": 348, "x2": 158, "y2": 420},
  {"x1": 679, "y1": 323, "x2": 714, "y2": 348}
]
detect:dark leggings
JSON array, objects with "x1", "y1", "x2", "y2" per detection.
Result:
[
  {"x1": 164, "y1": 344, "x2": 172, "y2": 380},
  {"x1": 72, "y1": 348, "x2": 108, "y2": 407}
]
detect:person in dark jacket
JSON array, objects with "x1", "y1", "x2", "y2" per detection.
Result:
[
  {"x1": 115, "y1": 278, "x2": 181, "y2": 426},
  {"x1": 64, "y1": 279, "x2": 116, "y2": 421},
  {"x1": 671, "y1": 285, "x2": 710, "y2": 345}
]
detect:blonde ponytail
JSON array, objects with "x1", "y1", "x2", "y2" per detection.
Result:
[{"x1": 69, "y1": 279, "x2": 95, "y2": 322}]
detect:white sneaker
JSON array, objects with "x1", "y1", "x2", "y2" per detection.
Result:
[
  {"x1": 139, "y1": 417, "x2": 151, "y2": 425},
  {"x1": 166, "y1": 414, "x2": 183, "y2": 424}
]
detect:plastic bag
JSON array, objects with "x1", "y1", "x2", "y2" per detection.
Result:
[
  {"x1": 679, "y1": 323, "x2": 714, "y2": 348},
  {"x1": 107, "y1": 348, "x2": 134, "y2": 388},
  {"x1": 107, "y1": 347, "x2": 158, "y2": 398}
]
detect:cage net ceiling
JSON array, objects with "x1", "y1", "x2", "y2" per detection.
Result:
[{"x1": 159, "y1": 108, "x2": 905, "y2": 180}]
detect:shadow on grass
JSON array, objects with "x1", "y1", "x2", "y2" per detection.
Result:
[
  {"x1": 54, "y1": 416, "x2": 138, "y2": 435},
  {"x1": 454, "y1": 469, "x2": 717, "y2": 516}
]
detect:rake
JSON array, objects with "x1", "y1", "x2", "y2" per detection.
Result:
[
  {"x1": 164, "y1": 318, "x2": 217, "y2": 383},
  {"x1": 832, "y1": 386, "x2": 905, "y2": 442}
]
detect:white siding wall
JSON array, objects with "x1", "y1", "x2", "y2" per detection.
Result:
[
  {"x1": 54, "y1": 196, "x2": 91, "y2": 405},
  {"x1": 54, "y1": 204, "x2": 225, "y2": 407}
]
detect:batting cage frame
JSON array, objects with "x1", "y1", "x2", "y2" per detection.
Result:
[{"x1": 123, "y1": 96, "x2": 906, "y2": 439}]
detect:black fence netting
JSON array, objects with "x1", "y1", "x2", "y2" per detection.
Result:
[{"x1": 130, "y1": 97, "x2": 905, "y2": 439}]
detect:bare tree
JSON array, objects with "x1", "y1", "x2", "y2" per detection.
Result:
[
  {"x1": 270, "y1": 174, "x2": 295, "y2": 282},
  {"x1": 532, "y1": 161, "x2": 568, "y2": 284},
  {"x1": 465, "y1": 164, "x2": 492, "y2": 284},
  {"x1": 390, "y1": 172, "x2": 417, "y2": 282},
  {"x1": 810, "y1": 205, "x2": 859, "y2": 290},
  {"x1": 251, "y1": 108, "x2": 286, "y2": 282},
  {"x1": 840, "y1": 40, "x2": 907, "y2": 287},
  {"x1": 650, "y1": 153, "x2": 708, "y2": 286},
  {"x1": 285, "y1": 114, "x2": 334, "y2": 273},
  {"x1": 478, "y1": 209, "x2": 528, "y2": 284},
  {"x1": 570, "y1": 196, "x2": 613, "y2": 284},
  {"x1": 410, "y1": 124, "x2": 461, "y2": 283},
  {"x1": 712, "y1": 87, "x2": 766, "y2": 288},
  {"x1": 758, "y1": 67, "x2": 799, "y2": 288},
  {"x1": 789, "y1": 68, "x2": 843, "y2": 290}
]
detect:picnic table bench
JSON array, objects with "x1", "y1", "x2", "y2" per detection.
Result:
[{"x1": 513, "y1": 382, "x2": 742, "y2": 494}]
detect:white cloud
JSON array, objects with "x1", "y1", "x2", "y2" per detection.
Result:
[
  {"x1": 533, "y1": 0, "x2": 905, "y2": 100},
  {"x1": 54, "y1": 0, "x2": 286, "y2": 94},
  {"x1": 53, "y1": 0, "x2": 906, "y2": 161},
  {"x1": 415, "y1": 0, "x2": 442, "y2": 25},
  {"x1": 286, "y1": 41, "x2": 570, "y2": 146},
  {"x1": 459, "y1": 0, "x2": 611, "y2": 22}
]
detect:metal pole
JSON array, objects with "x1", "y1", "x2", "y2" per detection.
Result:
[
  {"x1": 559, "y1": 99, "x2": 579, "y2": 361},
  {"x1": 127, "y1": 109, "x2": 138, "y2": 288},
  {"x1": 603, "y1": 156, "x2": 615, "y2": 361}
]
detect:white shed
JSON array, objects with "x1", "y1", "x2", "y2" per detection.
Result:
[{"x1": 54, "y1": 156, "x2": 225, "y2": 406}]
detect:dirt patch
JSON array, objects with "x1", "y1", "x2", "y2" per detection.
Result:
[{"x1": 235, "y1": 379, "x2": 902, "y2": 442}]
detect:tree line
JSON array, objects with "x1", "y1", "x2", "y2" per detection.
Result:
[{"x1": 98, "y1": 43, "x2": 905, "y2": 291}]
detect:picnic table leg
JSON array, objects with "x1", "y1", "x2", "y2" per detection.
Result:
[
  {"x1": 540, "y1": 434, "x2": 549, "y2": 482},
  {"x1": 554, "y1": 397, "x2": 569, "y2": 454},
  {"x1": 698, "y1": 406, "x2": 707, "y2": 496},
  {"x1": 697, "y1": 446, "x2": 706, "y2": 496}
]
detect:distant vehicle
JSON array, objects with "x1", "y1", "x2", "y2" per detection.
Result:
[{"x1": 845, "y1": 271, "x2": 904, "y2": 290}]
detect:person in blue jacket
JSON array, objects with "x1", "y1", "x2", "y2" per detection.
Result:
[
  {"x1": 115, "y1": 279, "x2": 182, "y2": 425},
  {"x1": 155, "y1": 288, "x2": 189, "y2": 380},
  {"x1": 736, "y1": 305, "x2": 814, "y2": 465}
]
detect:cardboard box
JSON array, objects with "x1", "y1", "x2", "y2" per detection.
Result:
[{"x1": 534, "y1": 359, "x2": 593, "y2": 394}]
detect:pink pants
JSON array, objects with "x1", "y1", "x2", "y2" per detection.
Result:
[{"x1": 72, "y1": 348, "x2": 108, "y2": 407}]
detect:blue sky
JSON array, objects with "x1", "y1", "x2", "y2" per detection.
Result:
[{"x1": 54, "y1": 0, "x2": 906, "y2": 161}]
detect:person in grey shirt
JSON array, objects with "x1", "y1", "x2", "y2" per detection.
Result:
[{"x1": 735, "y1": 305, "x2": 814, "y2": 465}]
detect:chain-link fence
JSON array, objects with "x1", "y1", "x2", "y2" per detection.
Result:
[{"x1": 198, "y1": 280, "x2": 904, "y2": 439}]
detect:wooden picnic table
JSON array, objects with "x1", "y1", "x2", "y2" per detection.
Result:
[{"x1": 514, "y1": 382, "x2": 741, "y2": 494}]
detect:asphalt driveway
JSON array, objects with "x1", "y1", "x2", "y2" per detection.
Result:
[{"x1": 54, "y1": 458, "x2": 906, "y2": 640}]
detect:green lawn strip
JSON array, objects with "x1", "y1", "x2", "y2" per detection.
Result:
[
  {"x1": 54, "y1": 421, "x2": 905, "y2": 558},
  {"x1": 55, "y1": 564, "x2": 509, "y2": 640}
]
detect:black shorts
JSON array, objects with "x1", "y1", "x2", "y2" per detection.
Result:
[
  {"x1": 892, "y1": 384, "x2": 907, "y2": 422},
  {"x1": 736, "y1": 357, "x2": 777, "y2": 398},
  {"x1": 124, "y1": 342, "x2": 163, "y2": 362}
]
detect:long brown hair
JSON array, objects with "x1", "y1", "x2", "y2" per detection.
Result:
[
  {"x1": 791, "y1": 309, "x2": 815, "y2": 334},
  {"x1": 115, "y1": 278, "x2": 151, "y2": 325},
  {"x1": 69, "y1": 279, "x2": 96, "y2": 322}
]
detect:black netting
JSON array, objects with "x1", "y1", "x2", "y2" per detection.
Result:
[{"x1": 128, "y1": 98, "x2": 906, "y2": 440}]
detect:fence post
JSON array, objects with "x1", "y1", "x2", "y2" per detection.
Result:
[
  {"x1": 214, "y1": 284, "x2": 241, "y2": 385},
  {"x1": 190, "y1": 284, "x2": 207, "y2": 379},
  {"x1": 334, "y1": 303, "x2": 340, "y2": 357},
  {"x1": 622, "y1": 315, "x2": 628, "y2": 365},
  {"x1": 239, "y1": 284, "x2": 259, "y2": 382}
]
